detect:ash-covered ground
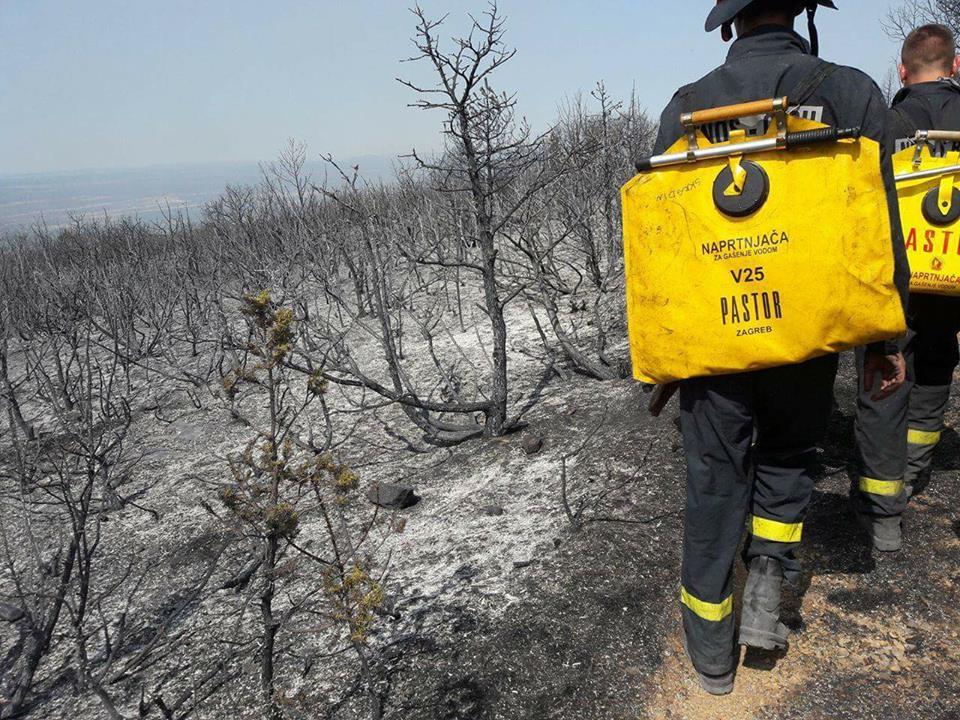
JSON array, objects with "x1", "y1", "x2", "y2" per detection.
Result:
[
  {"x1": 367, "y1": 354, "x2": 960, "y2": 720},
  {"x1": 19, "y1": 351, "x2": 957, "y2": 720}
]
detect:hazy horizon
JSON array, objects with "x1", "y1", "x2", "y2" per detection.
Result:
[
  {"x1": 0, "y1": 155, "x2": 398, "y2": 232},
  {"x1": 0, "y1": 152, "x2": 397, "y2": 181}
]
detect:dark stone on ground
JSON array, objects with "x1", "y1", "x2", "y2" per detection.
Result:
[
  {"x1": 522, "y1": 436, "x2": 544, "y2": 455},
  {"x1": 454, "y1": 564, "x2": 480, "y2": 582},
  {"x1": 367, "y1": 481, "x2": 420, "y2": 510},
  {"x1": 480, "y1": 504, "x2": 505, "y2": 516},
  {"x1": 0, "y1": 602, "x2": 25, "y2": 623}
]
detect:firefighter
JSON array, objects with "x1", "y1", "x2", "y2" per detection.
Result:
[
  {"x1": 652, "y1": 0, "x2": 909, "y2": 694},
  {"x1": 856, "y1": 24, "x2": 960, "y2": 552}
]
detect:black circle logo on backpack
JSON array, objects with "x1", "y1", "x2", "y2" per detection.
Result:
[
  {"x1": 922, "y1": 186, "x2": 960, "y2": 226},
  {"x1": 713, "y1": 161, "x2": 770, "y2": 218}
]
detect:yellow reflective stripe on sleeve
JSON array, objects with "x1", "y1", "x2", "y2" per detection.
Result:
[
  {"x1": 859, "y1": 476, "x2": 905, "y2": 497},
  {"x1": 908, "y1": 428, "x2": 941, "y2": 446},
  {"x1": 680, "y1": 587, "x2": 733, "y2": 623},
  {"x1": 749, "y1": 515, "x2": 803, "y2": 544}
]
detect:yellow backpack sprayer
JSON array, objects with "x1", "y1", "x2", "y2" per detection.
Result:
[
  {"x1": 893, "y1": 130, "x2": 960, "y2": 295},
  {"x1": 623, "y1": 97, "x2": 905, "y2": 385}
]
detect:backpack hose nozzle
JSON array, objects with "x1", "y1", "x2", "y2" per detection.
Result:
[
  {"x1": 634, "y1": 126, "x2": 861, "y2": 173},
  {"x1": 785, "y1": 126, "x2": 861, "y2": 148}
]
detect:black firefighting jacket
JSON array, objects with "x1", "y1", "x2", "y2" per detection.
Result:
[
  {"x1": 653, "y1": 26, "x2": 910, "y2": 326},
  {"x1": 889, "y1": 78, "x2": 960, "y2": 155}
]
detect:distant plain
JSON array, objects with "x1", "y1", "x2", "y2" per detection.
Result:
[{"x1": 0, "y1": 156, "x2": 394, "y2": 232}]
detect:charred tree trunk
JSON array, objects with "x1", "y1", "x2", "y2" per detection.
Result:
[
  {"x1": 478, "y1": 231, "x2": 508, "y2": 436},
  {"x1": 458, "y1": 114, "x2": 509, "y2": 437},
  {"x1": 1, "y1": 540, "x2": 78, "y2": 719},
  {"x1": 260, "y1": 535, "x2": 280, "y2": 720},
  {"x1": 0, "y1": 338, "x2": 34, "y2": 442}
]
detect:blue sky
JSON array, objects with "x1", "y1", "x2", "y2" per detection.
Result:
[{"x1": 1, "y1": 0, "x2": 902, "y2": 175}]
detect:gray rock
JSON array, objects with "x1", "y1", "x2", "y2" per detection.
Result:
[
  {"x1": 522, "y1": 436, "x2": 544, "y2": 455},
  {"x1": 0, "y1": 602, "x2": 25, "y2": 623},
  {"x1": 481, "y1": 504, "x2": 505, "y2": 517},
  {"x1": 366, "y1": 481, "x2": 420, "y2": 510},
  {"x1": 454, "y1": 564, "x2": 480, "y2": 581}
]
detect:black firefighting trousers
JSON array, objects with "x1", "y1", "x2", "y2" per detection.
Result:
[
  {"x1": 857, "y1": 294, "x2": 960, "y2": 516},
  {"x1": 678, "y1": 354, "x2": 838, "y2": 676}
]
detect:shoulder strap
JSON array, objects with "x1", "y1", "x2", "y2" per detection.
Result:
[
  {"x1": 677, "y1": 83, "x2": 697, "y2": 114},
  {"x1": 788, "y1": 61, "x2": 840, "y2": 109},
  {"x1": 675, "y1": 61, "x2": 837, "y2": 118}
]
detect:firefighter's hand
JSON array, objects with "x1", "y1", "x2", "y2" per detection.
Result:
[{"x1": 863, "y1": 350, "x2": 906, "y2": 401}]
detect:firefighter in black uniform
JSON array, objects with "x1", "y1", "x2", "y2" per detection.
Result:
[
  {"x1": 856, "y1": 24, "x2": 960, "y2": 551},
  {"x1": 652, "y1": 0, "x2": 910, "y2": 694}
]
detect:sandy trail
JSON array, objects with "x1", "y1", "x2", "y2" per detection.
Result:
[{"x1": 641, "y1": 489, "x2": 960, "y2": 720}]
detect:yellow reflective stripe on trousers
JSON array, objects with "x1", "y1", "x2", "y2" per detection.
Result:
[
  {"x1": 680, "y1": 587, "x2": 733, "y2": 622},
  {"x1": 749, "y1": 515, "x2": 803, "y2": 543},
  {"x1": 859, "y1": 476, "x2": 905, "y2": 497},
  {"x1": 908, "y1": 428, "x2": 941, "y2": 446}
]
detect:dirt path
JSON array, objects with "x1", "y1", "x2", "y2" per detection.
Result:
[{"x1": 642, "y1": 488, "x2": 960, "y2": 720}]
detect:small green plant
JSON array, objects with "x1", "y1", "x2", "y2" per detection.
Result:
[
  {"x1": 217, "y1": 290, "x2": 387, "y2": 720},
  {"x1": 307, "y1": 370, "x2": 329, "y2": 396},
  {"x1": 264, "y1": 501, "x2": 299, "y2": 539}
]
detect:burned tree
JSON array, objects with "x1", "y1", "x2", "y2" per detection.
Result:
[
  {"x1": 0, "y1": 236, "x2": 163, "y2": 718},
  {"x1": 398, "y1": 2, "x2": 575, "y2": 436},
  {"x1": 885, "y1": 0, "x2": 960, "y2": 38}
]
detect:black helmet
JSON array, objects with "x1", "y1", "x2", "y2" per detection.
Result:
[
  {"x1": 706, "y1": 1, "x2": 836, "y2": 33},
  {"x1": 706, "y1": 1, "x2": 837, "y2": 54}
]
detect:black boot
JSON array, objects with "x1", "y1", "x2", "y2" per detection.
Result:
[
  {"x1": 682, "y1": 630, "x2": 735, "y2": 695},
  {"x1": 739, "y1": 557, "x2": 789, "y2": 650},
  {"x1": 856, "y1": 512, "x2": 902, "y2": 552}
]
